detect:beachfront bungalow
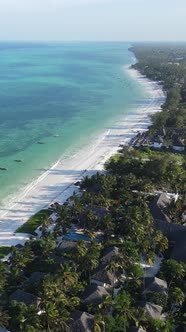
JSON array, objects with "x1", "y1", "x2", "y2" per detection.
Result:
[
  {"x1": 9, "y1": 289, "x2": 41, "y2": 307},
  {"x1": 140, "y1": 255, "x2": 163, "y2": 278},
  {"x1": 149, "y1": 193, "x2": 171, "y2": 224},
  {"x1": 15, "y1": 243, "x2": 24, "y2": 250},
  {"x1": 143, "y1": 277, "x2": 167, "y2": 295},
  {"x1": 172, "y1": 137, "x2": 185, "y2": 152},
  {"x1": 27, "y1": 272, "x2": 45, "y2": 285},
  {"x1": 171, "y1": 232, "x2": 186, "y2": 263},
  {"x1": 149, "y1": 193, "x2": 186, "y2": 242},
  {"x1": 90, "y1": 265, "x2": 118, "y2": 288},
  {"x1": 100, "y1": 246, "x2": 119, "y2": 265},
  {"x1": 136, "y1": 301, "x2": 163, "y2": 319},
  {"x1": 81, "y1": 285, "x2": 110, "y2": 307},
  {"x1": 149, "y1": 193, "x2": 174, "y2": 238},
  {"x1": 152, "y1": 136, "x2": 164, "y2": 149},
  {"x1": 69, "y1": 310, "x2": 94, "y2": 332},
  {"x1": 57, "y1": 240, "x2": 78, "y2": 253}
]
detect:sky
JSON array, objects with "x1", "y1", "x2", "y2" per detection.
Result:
[{"x1": 0, "y1": 0, "x2": 186, "y2": 41}]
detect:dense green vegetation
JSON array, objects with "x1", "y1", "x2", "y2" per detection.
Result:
[
  {"x1": 164, "y1": 196, "x2": 186, "y2": 224},
  {"x1": 0, "y1": 247, "x2": 10, "y2": 259},
  {"x1": 131, "y1": 44, "x2": 186, "y2": 88},
  {"x1": 105, "y1": 147, "x2": 186, "y2": 193},
  {"x1": 131, "y1": 44, "x2": 186, "y2": 134},
  {"x1": 0, "y1": 147, "x2": 185, "y2": 331},
  {"x1": 16, "y1": 209, "x2": 52, "y2": 235}
]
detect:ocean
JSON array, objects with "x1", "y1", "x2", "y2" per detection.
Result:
[{"x1": 0, "y1": 42, "x2": 148, "y2": 207}]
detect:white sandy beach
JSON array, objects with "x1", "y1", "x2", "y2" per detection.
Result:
[{"x1": 0, "y1": 68, "x2": 165, "y2": 246}]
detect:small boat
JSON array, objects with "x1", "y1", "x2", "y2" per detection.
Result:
[
  {"x1": 37, "y1": 141, "x2": 45, "y2": 144},
  {"x1": 14, "y1": 159, "x2": 23, "y2": 162},
  {"x1": 0, "y1": 167, "x2": 8, "y2": 170},
  {"x1": 53, "y1": 135, "x2": 60, "y2": 137}
]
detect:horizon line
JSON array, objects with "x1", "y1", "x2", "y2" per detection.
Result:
[{"x1": 0, "y1": 40, "x2": 186, "y2": 43}]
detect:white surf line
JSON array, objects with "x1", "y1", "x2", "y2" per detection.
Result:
[
  {"x1": 0, "y1": 158, "x2": 61, "y2": 219},
  {"x1": 0, "y1": 66, "x2": 165, "y2": 246}
]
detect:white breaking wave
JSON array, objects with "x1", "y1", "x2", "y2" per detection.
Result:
[{"x1": 0, "y1": 65, "x2": 165, "y2": 246}]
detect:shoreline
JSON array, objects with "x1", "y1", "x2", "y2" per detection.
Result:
[{"x1": 0, "y1": 65, "x2": 165, "y2": 246}]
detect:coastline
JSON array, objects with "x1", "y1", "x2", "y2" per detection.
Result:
[{"x1": 0, "y1": 65, "x2": 165, "y2": 246}]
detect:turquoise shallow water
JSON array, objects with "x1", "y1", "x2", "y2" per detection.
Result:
[{"x1": 0, "y1": 42, "x2": 147, "y2": 205}]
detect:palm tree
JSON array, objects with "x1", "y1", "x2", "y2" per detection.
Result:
[
  {"x1": 145, "y1": 318, "x2": 175, "y2": 332},
  {"x1": 120, "y1": 240, "x2": 140, "y2": 266},
  {"x1": 133, "y1": 307, "x2": 147, "y2": 329},
  {"x1": 98, "y1": 294, "x2": 113, "y2": 316},
  {"x1": 85, "y1": 209, "x2": 97, "y2": 230},
  {"x1": 55, "y1": 204, "x2": 72, "y2": 235},
  {"x1": 160, "y1": 259, "x2": 185, "y2": 287},
  {"x1": 40, "y1": 279, "x2": 70, "y2": 332},
  {"x1": 70, "y1": 194, "x2": 84, "y2": 220},
  {"x1": 84, "y1": 241, "x2": 101, "y2": 281},
  {"x1": 41, "y1": 301, "x2": 69, "y2": 332},
  {"x1": 114, "y1": 290, "x2": 137, "y2": 332},
  {"x1": 74, "y1": 240, "x2": 88, "y2": 269},
  {"x1": 168, "y1": 287, "x2": 185, "y2": 315},
  {"x1": 8, "y1": 302, "x2": 41, "y2": 332},
  {"x1": 94, "y1": 313, "x2": 105, "y2": 332},
  {"x1": 8, "y1": 266, "x2": 26, "y2": 286},
  {"x1": 58, "y1": 263, "x2": 81, "y2": 295},
  {"x1": 153, "y1": 230, "x2": 168, "y2": 255},
  {"x1": 0, "y1": 309, "x2": 10, "y2": 328},
  {"x1": 9, "y1": 246, "x2": 33, "y2": 272},
  {"x1": 101, "y1": 215, "x2": 114, "y2": 240},
  {"x1": 0, "y1": 261, "x2": 7, "y2": 295},
  {"x1": 41, "y1": 217, "x2": 51, "y2": 237}
]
